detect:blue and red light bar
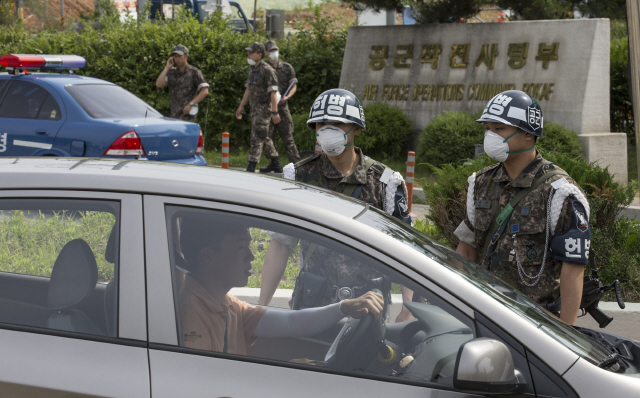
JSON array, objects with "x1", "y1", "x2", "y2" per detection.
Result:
[{"x1": 0, "y1": 54, "x2": 86, "y2": 71}]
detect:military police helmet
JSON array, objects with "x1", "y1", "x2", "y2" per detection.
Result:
[
  {"x1": 307, "y1": 89, "x2": 366, "y2": 130},
  {"x1": 476, "y1": 90, "x2": 543, "y2": 137}
]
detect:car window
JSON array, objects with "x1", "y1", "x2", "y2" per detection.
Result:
[
  {"x1": 165, "y1": 205, "x2": 475, "y2": 387},
  {"x1": 36, "y1": 94, "x2": 62, "y2": 121},
  {"x1": 0, "y1": 81, "x2": 49, "y2": 119},
  {"x1": 0, "y1": 199, "x2": 120, "y2": 338},
  {"x1": 357, "y1": 206, "x2": 612, "y2": 366},
  {"x1": 66, "y1": 84, "x2": 162, "y2": 119},
  {"x1": 0, "y1": 80, "x2": 9, "y2": 99}
]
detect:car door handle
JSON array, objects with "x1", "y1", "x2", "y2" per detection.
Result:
[{"x1": 36, "y1": 130, "x2": 47, "y2": 135}]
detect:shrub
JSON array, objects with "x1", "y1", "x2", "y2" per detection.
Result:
[
  {"x1": 418, "y1": 110, "x2": 584, "y2": 167},
  {"x1": 536, "y1": 122, "x2": 583, "y2": 159},
  {"x1": 417, "y1": 111, "x2": 485, "y2": 167},
  {"x1": 418, "y1": 150, "x2": 640, "y2": 301},
  {"x1": 356, "y1": 102, "x2": 413, "y2": 159}
]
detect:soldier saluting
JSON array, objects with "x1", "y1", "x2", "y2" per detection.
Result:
[{"x1": 454, "y1": 90, "x2": 591, "y2": 325}]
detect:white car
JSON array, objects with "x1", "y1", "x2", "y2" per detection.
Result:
[{"x1": 0, "y1": 157, "x2": 638, "y2": 397}]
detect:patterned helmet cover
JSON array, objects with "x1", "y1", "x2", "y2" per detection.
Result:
[
  {"x1": 307, "y1": 89, "x2": 366, "y2": 130},
  {"x1": 476, "y1": 90, "x2": 543, "y2": 137}
]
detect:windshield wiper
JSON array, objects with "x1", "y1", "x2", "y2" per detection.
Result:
[{"x1": 597, "y1": 353, "x2": 624, "y2": 370}]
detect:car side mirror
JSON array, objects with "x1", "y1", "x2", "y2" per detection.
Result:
[{"x1": 453, "y1": 338, "x2": 526, "y2": 395}]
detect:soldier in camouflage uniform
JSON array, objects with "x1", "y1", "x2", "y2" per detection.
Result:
[
  {"x1": 155, "y1": 45, "x2": 209, "y2": 123},
  {"x1": 235, "y1": 42, "x2": 281, "y2": 173},
  {"x1": 455, "y1": 90, "x2": 591, "y2": 325},
  {"x1": 258, "y1": 40, "x2": 301, "y2": 172},
  {"x1": 259, "y1": 89, "x2": 414, "y2": 322}
]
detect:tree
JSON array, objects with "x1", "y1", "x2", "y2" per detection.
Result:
[
  {"x1": 343, "y1": 0, "x2": 489, "y2": 23},
  {"x1": 496, "y1": 0, "x2": 627, "y2": 20},
  {"x1": 411, "y1": 0, "x2": 488, "y2": 24}
]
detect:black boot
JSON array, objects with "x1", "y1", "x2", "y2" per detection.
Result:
[
  {"x1": 259, "y1": 157, "x2": 283, "y2": 173},
  {"x1": 246, "y1": 161, "x2": 257, "y2": 173}
]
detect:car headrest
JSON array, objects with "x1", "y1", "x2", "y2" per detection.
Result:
[
  {"x1": 105, "y1": 224, "x2": 118, "y2": 264},
  {"x1": 48, "y1": 239, "x2": 98, "y2": 311}
]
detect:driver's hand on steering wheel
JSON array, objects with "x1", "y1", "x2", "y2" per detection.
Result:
[{"x1": 339, "y1": 292, "x2": 384, "y2": 320}]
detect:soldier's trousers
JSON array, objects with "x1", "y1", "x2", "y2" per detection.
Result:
[
  {"x1": 268, "y1": 106, "x2": 300, "y2": 164},
  {"x1": 248, "y1": 112, "x2": 278, "y2": 163}
]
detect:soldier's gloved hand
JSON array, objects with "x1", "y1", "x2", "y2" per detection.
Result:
[{"x1": 340, "y1": 291, "x2": 383, "y2": 320}]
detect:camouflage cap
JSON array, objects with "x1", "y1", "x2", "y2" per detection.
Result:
[
  {"x1": 265, "y1": 40, "x2": 279, "y2": 52},
  {"x1": 245, "y1": 42, "x2": 265, "y2": 54},
  {"x1": 172, "y1": 45, "x2": 189, "y2": 55}
]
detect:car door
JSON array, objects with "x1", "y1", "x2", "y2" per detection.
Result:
[
  {"x1": 144, "y1": 195, "x2": 491, "y2": 398},
  {"x1": 0, "y1": 190, "x2": 149, "y2": 397},
  {"x1": 0, "y1": 80, "x2": 65, "y2": 156}
]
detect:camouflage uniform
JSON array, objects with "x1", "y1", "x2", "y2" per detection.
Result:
[
  {"x1": 246, "y1": 61, "x2": 279, "y2": 163},
  {"x1": 166, "y1": 64, "x2": 208, "y2": 123},
  {"x1": 274, "y1": 147, "x2": 411, "y2": 312},
  {"x1": 458, "y1": 152, "x2": 585, "y2": 303},
  {"x1": 266, "y1": 60, "x2": 300, "y2": 163}
]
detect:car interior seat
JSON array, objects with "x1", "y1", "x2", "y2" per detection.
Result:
[
  {"x1": 47, "y1": 239, "x2": 105, "y2": 336},
  {"x1": 104, "y1": 224, "x2": 119, "y2": 337}
]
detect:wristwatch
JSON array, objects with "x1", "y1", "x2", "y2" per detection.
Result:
[
  {"x1": 271, "y1": 111, "x2": 278, "y2": 115},
  {"x1": 190, "y1": 102, "x2": 195, "y2": 106}
]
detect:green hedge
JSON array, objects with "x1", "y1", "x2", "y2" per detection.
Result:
[
  {"x1": 356, "y1": 102, "x2": 413, "y2": 159},
  {"x1": 0, "y1": 6, "x2": 348, "y2": 153},
  {"x1": 417, "y1": 111, "x2": 484, "y2": 167},
  {"x1": 417, "y1": 111, "x2": 584, "y2": 167},
  {"x1": 417, "y1": 150, "x2": 640, "y2": 301}
]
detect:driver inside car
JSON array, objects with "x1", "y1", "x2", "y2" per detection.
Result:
[{"x1": 177, "y1": 216, "x2": 384, "y2": 355}]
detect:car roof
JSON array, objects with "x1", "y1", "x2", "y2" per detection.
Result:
[
  {"x1": 0, "y1": 72, "x2": 113, "y2": 89},
  {"x1": 0, "y1": 157, "x2": 366, "y2": 222}
]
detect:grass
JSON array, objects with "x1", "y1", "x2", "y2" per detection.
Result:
[
  {"x1": 0, "y1": 210, "x2": 116, "y2": 282},
  {"x1": 246, "y1": 228, "x2": 299, "y2": 289}
]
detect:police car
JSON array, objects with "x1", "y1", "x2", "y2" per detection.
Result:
[
  {"x1": 0, "y1": 157, "x2": 638, "y2": 397},
  {"x1": 0, "y1": 54, "x2": 206, "y2": 165}
]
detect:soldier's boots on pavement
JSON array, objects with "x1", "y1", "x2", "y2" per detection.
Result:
[
  {"x1": 259, "y1": 157, "x2": 283, "y2": 173},
  {"x1": 246, "y1": 162, "x2": 257, "y2": 173}
]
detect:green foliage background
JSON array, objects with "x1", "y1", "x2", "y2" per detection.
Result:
[
  {"x1": 0, "y1": 6, "x2": 349, "y2": 153},
  {"x1": 417, "y1": 110, "x2": 584, "y2": 167}
]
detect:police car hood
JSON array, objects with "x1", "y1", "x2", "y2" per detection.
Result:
[{"x1": 106, "y1": 117, "x2": 201, "y2": 161}]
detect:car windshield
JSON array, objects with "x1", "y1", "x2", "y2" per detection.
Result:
[
  {"x1": 66, "y1": 84, "x2": 163, "y2": 119},
  {"x1": 357, "y1": 206, "x2": 611, "y2": 366}
]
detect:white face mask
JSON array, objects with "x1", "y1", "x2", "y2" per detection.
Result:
[
  {"x1": 269, "y1": 51, "x2": 279, "y2": 60},
  {"x1": 316, "y1": 125, "x2": 354, "y2": 157},
  {"x1": 247, "y1": 58, "x2": 256, "y2": 66},
  {"x1": 483, "y1": 129, "x2": 532, "y2": 162}
]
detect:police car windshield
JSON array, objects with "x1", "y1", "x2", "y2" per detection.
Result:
[
  {"x1": 66, "y1": 84, "x2": 162, "y2": 119},
  {"x1": 357, "y1": 207, "x2": 611, "y2": 367}
]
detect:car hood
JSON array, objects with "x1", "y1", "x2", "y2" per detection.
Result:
[{"x1": 103, "y1": 117, "x2": 200, "y2": 161}]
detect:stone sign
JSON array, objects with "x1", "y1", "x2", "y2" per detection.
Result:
[{"x1": 340, "y1": 19, "x2": 628, "y2": 182}]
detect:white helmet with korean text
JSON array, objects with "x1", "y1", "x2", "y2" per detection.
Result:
[
  {"x1": 476, "y1": 90, "x2": 543, "y2": 137},
  {"x1": 307, "y1": 89, "x2": 366, "y2": 130}
]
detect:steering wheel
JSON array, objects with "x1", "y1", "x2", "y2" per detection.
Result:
[{"x1": 324, "y1": 290, "x2": 388, "y2": 371}]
